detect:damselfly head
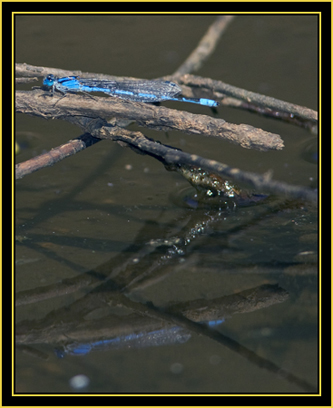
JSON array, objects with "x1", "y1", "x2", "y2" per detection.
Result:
[{"x1": 43, "y1": 74, "x2": 55, "y2": 87}]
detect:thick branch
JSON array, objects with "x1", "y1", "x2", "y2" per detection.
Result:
[{"x1": 16, "y1": 90, "x2": 284, "y2": 151}]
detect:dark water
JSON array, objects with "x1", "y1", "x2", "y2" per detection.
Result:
[{"x1": 15, "y1": 15, "x2": 318, "y2": 394}]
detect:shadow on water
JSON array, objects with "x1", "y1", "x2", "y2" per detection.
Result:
[{"x1": 16, "y1": 187, "x2": 318, "y2": 393}]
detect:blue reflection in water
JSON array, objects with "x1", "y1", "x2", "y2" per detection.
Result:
[{"x1": 55, "y1": 319, "x2": 225, "y2": 358}]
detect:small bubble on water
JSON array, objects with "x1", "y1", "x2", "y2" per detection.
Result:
[
  {"x1": 170, "y1": 362, "x2": 184, "y2": 374},
  {"x1": 69, "y1": 374, "x2": 90, "y2": 390}
]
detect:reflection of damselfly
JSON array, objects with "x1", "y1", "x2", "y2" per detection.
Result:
[
  {"x1": 43, "y1": 74, "x2": 219, "y2": 107},
  {"x1": 55, "y1": 319, "x2": 225, "y2": 357}
]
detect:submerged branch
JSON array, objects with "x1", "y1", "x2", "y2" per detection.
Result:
[{"x1": 98, "y1": 126, "x2": 317, "y2": 203}]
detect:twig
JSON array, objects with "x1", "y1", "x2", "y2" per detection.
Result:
[
  {"x1": 179, "y1": 74, "x2": 318, "y2": 125},
  {"x1": 15, "y1": 77, "x2": 38, "y2": 84},
  {"x1": 15, "y1": 63, "x2": 82, "y2": 79},
  {"x1": 15, "y1": 62, "x2": 143, "y2": 82},
  {"x1": 173, "y1": 15, "x2": 235, "y2": 77},
  {"x1": 15, "y1": 133, "x2": 101, "y2": 180}
]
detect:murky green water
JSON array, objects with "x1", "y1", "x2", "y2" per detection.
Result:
[{"x1": 15, "y1": 14, "x2": 318, "y2": 394}]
